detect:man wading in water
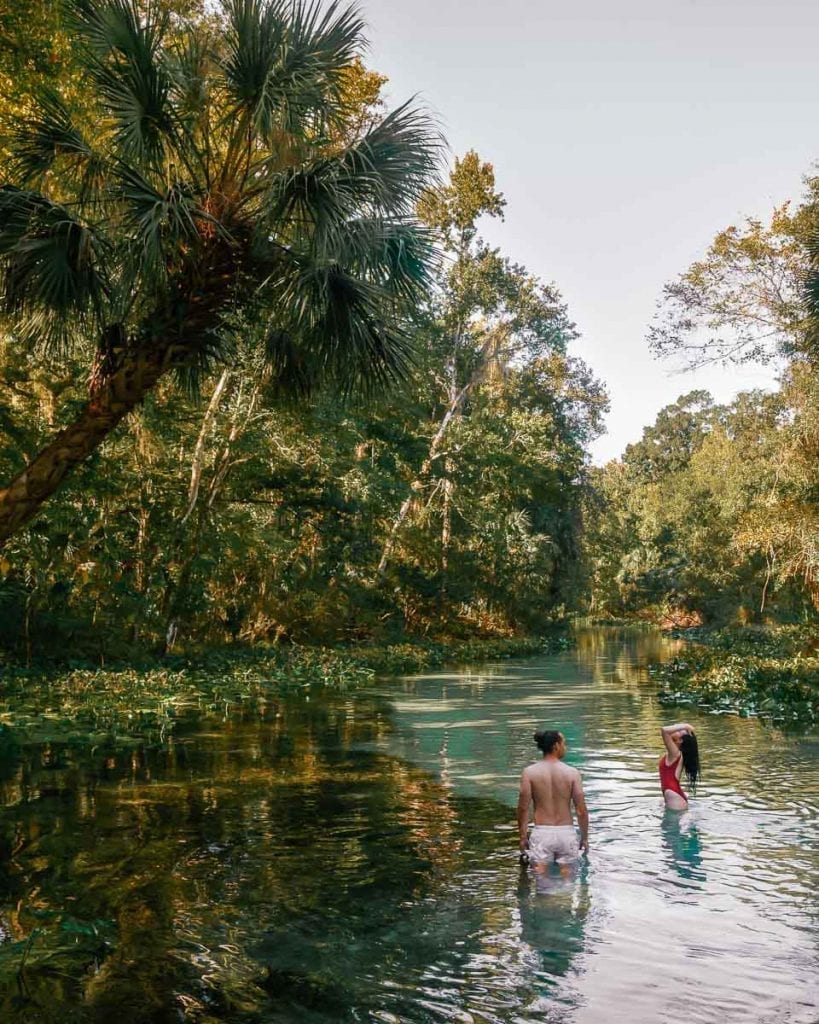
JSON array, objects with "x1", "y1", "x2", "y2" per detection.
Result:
[{"x1": 518, "y1": 730, "x2": 589, "y2": 869}]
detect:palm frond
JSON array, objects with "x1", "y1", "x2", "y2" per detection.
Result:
[
  {"x1": 260, "y1": 100, "x2": 441, "y2": 253},
  {"x1": 168, "y1": 28, "x2": 211, "y2": 122},
  {"x1": 262, "y1": 325, "x2": 314, "y2": 396},
  {"x1": 113, "y1": 162, "x2": 217, "y2": 273},
  {"x1": 263, "y1": 156, "x2": 357, "y2": 246},
  {"x1": 278, "y1": 0, "x2": 365, "y2": 133},
  {"x1": 222, "y1": 0, "x2": 292, "y2": 131},
  {"x1": 264, "y1": 252, "x2": 413, "y2": 394},
  {"x1": 0, "y1": 188, "x2": 105, "y2": 315},
  {"x1": 221, "y1": 0, "x2": 366, "y2": 142},
  {"x1": 8, "y1": 89, "x2": 95, "y2": 184},
  {"x1": 339, "y1": 101, "x2": 443, "y2": 215},
  {"x1": 339, "y1": 218, "x2": 438, "y2": 305},
  {"x1": 0, "y1": 187, "x2": 106, "y2": 353},
  {"x1": 172, "y1": 327, "x2": 239, "y2": 395},
  {"x1": 67, "y1": 0, "x2": 175, "y2": 165},
  {"x1": 802, "y1": 231, "x2": 819, "y2": 358}
]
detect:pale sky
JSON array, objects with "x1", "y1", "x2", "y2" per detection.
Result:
[{"x1": 361, "y1": 0, "x2": 816, "y2": 462}]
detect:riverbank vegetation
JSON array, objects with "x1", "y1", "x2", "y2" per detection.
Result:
[
  {"x1": 0, "y1": 0, "x2": 816, "y2": 725},
  {"x1": 655, "y1": 625, "x2": 818, "y2": 723},
  {"x1": 581, "y1": 180, "x2": 818, "y2": 720},
  {"x1": 0, "y1": 0, "x2": 605, "y2": 669},
  {"x1": 0, "y1": 632, "x2": 571, "y2": 744}
]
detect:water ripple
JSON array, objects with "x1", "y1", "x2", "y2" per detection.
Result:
[{"x1": 367, "y1": 627, "x2": 819, "y2": 1024}]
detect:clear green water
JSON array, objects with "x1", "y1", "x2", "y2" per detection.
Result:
[{"x1": 1, "y1": 627, "x2": 817, "y2": 1023}]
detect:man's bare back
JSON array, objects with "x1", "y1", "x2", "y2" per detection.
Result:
[
  {"x1": 525, "y1": 758, "x2": 581, "y2": 825},
  {"x1": 517, "y1": 729, "x2": 589, "y2": 861}
]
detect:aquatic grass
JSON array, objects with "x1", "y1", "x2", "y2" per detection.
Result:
[
  {"x1": 0, "y1": 632, "x2": 572, "y2": 744},
  {"x1": 653, "y1": 625, "x2": 819, "y2": 723}
]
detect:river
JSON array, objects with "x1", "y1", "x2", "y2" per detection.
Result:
[{"x1": 1, "y1": 626, "x2": 817, "y2": 1022}]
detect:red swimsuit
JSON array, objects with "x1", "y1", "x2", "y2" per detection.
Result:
[{"x1": 659, "y1": 754, "x2": 687, "y2": 801}]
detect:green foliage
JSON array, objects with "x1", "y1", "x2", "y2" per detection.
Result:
[
  {"x1": 0, "y1": 6, "x2": 602, "y2": 656},
  {"x1": 647, "y1": 195, "x2": 816, "y2": 366},
  {"x1": 0, "y1": 0, "x2": 443, "y2": 546},
  {"x1": 586, "y1": 172, "x2": 819, "y2": 632},
  {"x1": 622, "y1": 390, "x2": 715, "y2": 482},
  {"x1": 373, "y1": 148, "x2": 606, "y2": 624},
  {"x1": 653, "y1": 625, "x2": 819, "y2": 723},
  {"x1": 0, "y1": 141, "x2": 602, "y2": 656},
  {"x1": 0, "y1": 631, "x2": 572, "y2": 743},
  {"x1": 583, "y1": 372, "x2": 818, "y2": 625}
]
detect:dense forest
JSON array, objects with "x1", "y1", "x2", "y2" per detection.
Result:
[
  {"x1": 0, "y1": 7, "x2": 816, "y2": 1024},
  {"x1": 585, "y1": 194, "x2": 818, "y2": 628},
  {"x1": 0, "y1": 0, "x2": 816, "y2": 672},
  {"x1": 0, "y1": 0, "x2": 605, "y2": 660}
]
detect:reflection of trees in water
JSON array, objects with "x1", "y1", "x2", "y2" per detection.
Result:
[
  {"x1": 0, "y1": 693, "x2": 476, "y2": 1022},
  {"x1": 3, "y1": 629, "x2": 813, "y2": 1022},
  {"x1": 2, "y1": 689, "x2": 596, "y2": 1024},
  {"x1": 574, "y1": 625, "x2": 684, "y2": 688},
  {"x1": 3, "y1": 679, "x2": 595, "y2": 1024}
]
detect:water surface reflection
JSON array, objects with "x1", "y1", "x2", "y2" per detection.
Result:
[
  {"x1": 369, "y1": 626, "x2": 819, "y2": 1023},
  {"x1": 0, "y1": 627, "x2": 816, "y2": 1023}
]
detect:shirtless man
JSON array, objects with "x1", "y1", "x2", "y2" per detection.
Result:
[{"x1": 517, "y1": 729, "x2": 589, "y2": 866}]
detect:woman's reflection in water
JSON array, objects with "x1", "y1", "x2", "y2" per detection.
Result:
[
  {"x1": 662, "y1": 808, "x2": 705, "y2": 883},
  {"x1": 517, "y1": 859, "x2": 590, "y2": 989}
]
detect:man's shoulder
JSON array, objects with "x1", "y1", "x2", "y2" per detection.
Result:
[{"x1": 525, "y1": 760, "x2": 578, "y2": 776}]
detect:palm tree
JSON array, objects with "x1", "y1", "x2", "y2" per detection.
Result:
[{"x1": 0, "y1": 0, "x2": 440, "y2": 545}]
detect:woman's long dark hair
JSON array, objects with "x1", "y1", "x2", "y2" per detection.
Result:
[{"x1": 679, "y1": 732, "x2": 700, "y2": 791}]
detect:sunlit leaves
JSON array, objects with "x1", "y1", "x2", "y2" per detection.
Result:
[
  {"x1": 221, "y1": 0, "x2": 365, "y2": 141},
  {"x1": 585, "y1": 372, "x2": 819, "y2": 621},
  {"x1": 0, "y1": 0, "x2": 441, "y2": 408},
  {"x1": 648, "y1": 201, "x2": 811, "y2": 368}
]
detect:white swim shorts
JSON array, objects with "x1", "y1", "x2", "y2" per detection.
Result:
[{"x1": 527, "y1": 824, "x2": 580, "y2": 864}]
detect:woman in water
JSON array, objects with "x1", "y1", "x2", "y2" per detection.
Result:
[{"x1": 659, "y1": 721, "x2": 700, "y2": 810}]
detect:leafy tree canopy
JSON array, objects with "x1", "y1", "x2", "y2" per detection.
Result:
[{"x1": 0, "y1": 0, "x2": 442, "y2": 543}]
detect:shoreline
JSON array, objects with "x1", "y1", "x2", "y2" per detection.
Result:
[
  {"x1": 575, "y1": 616, "x2": 818, "y2": 724},
  {"x1": 0, "y1": 630, "x2": 573, "y2": 744}
]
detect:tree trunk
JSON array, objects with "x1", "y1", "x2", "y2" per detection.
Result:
[
  {"x1": 441, "y1": 454, "x2": 454, "y2": 575},
  {"x1": 0, "y1": 345, "x2": 173, "y2": 546},
  {"x1": 377, "y1": 381, "x2": 471, "y2": 575},
  {"x1": 0, "y1": 226, "x2": 247, "y2": 548},
  {"x1": 376, "y1": 326, "x2": 502, "y2": 577},
  {"x1": 163, "y1": 377, "x2": 263, "y2": 650},
  {"x1": 181, "y1": 369, "x2": 230, "y2": 526}
]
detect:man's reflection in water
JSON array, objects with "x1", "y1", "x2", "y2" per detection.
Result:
[
  {"x1": 517, "y1": 859, "x2": 590, "y2": 988},
  {"x1": 661, "y1": 808, "x2": 705, "y2": 882}
]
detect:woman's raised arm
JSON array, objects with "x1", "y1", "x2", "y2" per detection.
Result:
[{"x1": 660, "y1": 721, "x2": 692, "y2": 760}]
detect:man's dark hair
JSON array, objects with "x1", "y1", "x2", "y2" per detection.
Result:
[{"x1": 533, "y1": 729, "x2": 563, "y2": 754}]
